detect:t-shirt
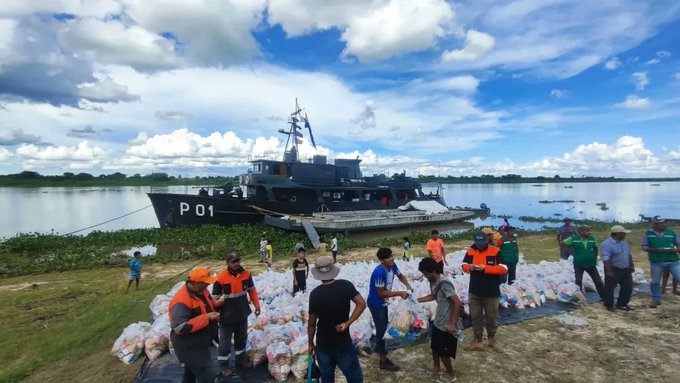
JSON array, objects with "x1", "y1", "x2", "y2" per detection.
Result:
[
  {"x1": 309, "y1": 279, "x2": 360, "y2": 348},
  {"x1": 427, "y1": 238, "x2": 445, "y2": 263},
  {"x1": 367, "y1": 264, "x2": 402, "y2": 307},
  {"x1": 430, "y1": 277, "x2": 457, "y2": 332},
  {"x1": 266, "y1": 244, "x2": 273, "y2": 259},
  {"x1": 331, "y1": 238, "x2": 338, "y2": 252},
  {"x1": 130, "y1": 258, "x2": 142, "y2": 277},
  {"x1": 293, "y1": 258, "x2": 309, "y2": 282}
]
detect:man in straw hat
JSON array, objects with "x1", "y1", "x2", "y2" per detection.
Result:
[
  {"x1": 308, "y1": 256, "x2": 366, "y2": 383},
  {"x1": 600, "y1": 225, "x2": 635, "y2": 311},
  {"x1": 169, "y1": 267, "x2": 226, "y2": 383},
  {"x1": 642, "y1": 216, "x2": 680, "y2": 307}
]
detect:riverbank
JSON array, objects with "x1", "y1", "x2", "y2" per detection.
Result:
[{"x1": 2, "y1": 221, "x2": 678, "y2": 382}]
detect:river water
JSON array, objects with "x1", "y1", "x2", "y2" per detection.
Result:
[{"x1": 2, "y1": 182, "x2": 679, "y2": 239}]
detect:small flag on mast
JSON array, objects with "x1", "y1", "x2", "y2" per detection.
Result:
[{"x1": 304, "y1": 113, "x2": 317, "y2": 149}]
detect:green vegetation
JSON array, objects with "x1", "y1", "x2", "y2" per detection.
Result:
[{"x1": 0, "y1": 171, "x2": 237, "y2": 187}]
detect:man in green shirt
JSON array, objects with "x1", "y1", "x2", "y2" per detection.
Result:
[
  {"x1": 562, "y1": 225, "x2": 605, "y2": 299},
  {"x1": 642, "y1": 216, "x2": 680, "y2": 307},
  {"x1": 496, "y1": 226, "x2": 519, "y2": 284}
]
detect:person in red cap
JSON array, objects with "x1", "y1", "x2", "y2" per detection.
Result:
[
  {"x1": 212, "y1": 253, "x2": 261, "y2": 377},
  {"x1": 169, "y1": 267, "x2": 226, "y2": 383}
]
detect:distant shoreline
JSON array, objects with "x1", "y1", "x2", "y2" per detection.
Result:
[{"x1": 2, "y1": 170, "x2": 680, "y2": 187}]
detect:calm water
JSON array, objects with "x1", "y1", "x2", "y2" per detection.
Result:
[{"x1": 2, "y1": 182, "x2": 679, "y2": 239}]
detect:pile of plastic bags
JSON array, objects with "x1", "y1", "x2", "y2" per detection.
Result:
[{"x1": 113, "y1": 249, "x2": 647, "y2": 381}]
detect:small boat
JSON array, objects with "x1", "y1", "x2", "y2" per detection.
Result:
[{"x1": 264, "y1": 201, "x2": 476, "y2": 233}]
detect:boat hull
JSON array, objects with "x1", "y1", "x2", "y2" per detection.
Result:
[{"x1": 147, "y1": 193, "x2": 447, "y2": 228}]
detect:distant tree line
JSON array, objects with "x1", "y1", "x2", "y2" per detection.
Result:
[
  {"x1": 0, "y1": 171, "x2": 238, "y2": 187},
  {"x1": 417, "y1": 173, "x2": 680, "y2": 184}
]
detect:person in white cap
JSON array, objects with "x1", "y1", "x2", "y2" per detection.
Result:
[
  {"x1": 600, "y1": 225, "x2": 635, "y2": 311},
  {"x1": 642, "y1": 216, "x2": 680, "y2": 307},
  {"x1": 308, "y1": 255, "x2": 366, "y2": 383}
]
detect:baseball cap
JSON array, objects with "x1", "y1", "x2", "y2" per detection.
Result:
[
  {"x1": 474, "y1": 232, "x2": 488, "y2": 244},
  {"x1": 310, "y1": 256, "x2": 341, "y2": 280},
  {"x1": 653, "y1": 216, "x2": 666, "y2": 223},
  {"x1": 481, "y1": 228, "x2": 494, "y2": 235},
  {"x1": 610, "y1": 225, "x2": 631, "y2": 234},
  {"x1": 226, "y1": 253, "x2": 242, "y2": 262},
  {"x1": 188, "y1": 267, "x2": 217, "y2": 284}
]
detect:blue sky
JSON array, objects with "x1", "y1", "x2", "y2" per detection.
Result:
[{"x1": 1, "y1": 0, "x2": 680, "y2": 177}]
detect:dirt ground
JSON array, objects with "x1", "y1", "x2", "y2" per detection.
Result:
[{"x1": 20, "y1": 245, "x2": 680, "y2": 383}]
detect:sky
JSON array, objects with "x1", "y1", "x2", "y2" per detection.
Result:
[{"x1": 1, "y1": 0, "x2": 680, "y2": 178}]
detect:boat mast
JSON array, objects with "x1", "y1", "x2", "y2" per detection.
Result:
[{"x1": 280, "y1": 98, "x2": 304, "y2": 163}]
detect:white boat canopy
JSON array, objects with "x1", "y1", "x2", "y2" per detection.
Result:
[{"x1": 397, "y1": 200, "x2": 449, "y2": 214}]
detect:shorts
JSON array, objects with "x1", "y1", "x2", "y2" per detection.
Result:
[
  {"x1": 129, "y1": 274, "x2": 140, "y2": 281},
  {"x1": 431, "y1": 326, "x2": 458, "y2": 358}
]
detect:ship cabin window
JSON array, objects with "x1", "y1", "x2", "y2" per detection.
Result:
[
  {"x1": 253, "y1": 163, "x2": 262, "y2": 173},
  {"x1": 396, "y1": 189, "x2": 416, "y2": 200},
  {"x1": 273, "y1": 188, "x2": 317, "y2": 202},
  {"x1": 322, "y1": 191, "x2": 331, "y2": 198}
]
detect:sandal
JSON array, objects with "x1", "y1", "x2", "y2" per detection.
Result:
[
  {"x1": 437, "y1": 375, "x2": 458, "y2": 383},
  {"x1": 616, "y1": 305, "x2": 633, "y2": 311}
]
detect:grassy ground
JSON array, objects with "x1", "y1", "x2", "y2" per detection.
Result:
[{"x1": 2, "y1": 222, "x2": 678, "y2": 382}]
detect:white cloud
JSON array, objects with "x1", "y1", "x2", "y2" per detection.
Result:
[
  {"x1": 550, "y1": 89, "x2": 568, "y2": 99},
  {"x1": 645, "y1": 58, "x2": 660, "y2": 65},
  {"x1": 59, "y1": 18, "x2": 180, "y2": 71},
  {"x1": 632, "y1": 72, "x2": 649, "y2": 90},
  {"x1": 0, "y1": 0, "x2": 122, "y2": 18},
  {"x1": 656, "y1": 50, "x2": 671, "y2": 58},
  {"x1": 15, "y1": 141, "x2": 109, "y2": 169},
  {"x1": 615, "y1": 95, "x2": 651, "y2": 108},
  {"x1": 0, "y1": 128, "x2": 43, "y2": 146},
  {"x1": 269, "y1": 0, "x2": 454, "y2": 63},
  {"x1": 604, "y1": 57, "x2": 621, "y2": 70},
  {"x1": 442, "y1": 30, "x2": 495, "y2": 62},
  {"x1": 444, "y1": 2, "x2": 680, "y2": 78},
  {"x1": 674, "y1": 72, "x2": 680, "y2": 81},
  {"x1": 0, "y1": 147, "x2": 12, "y2": 161},
  {"x1": 512, "y1": 136, "x2": 661, "y2": 175},
  {"x1": 421, "y1": 75, "x2": 480, "y2": 93},
  {"x1": 77, "y1": 77, "x2": 140, "y2": 103}
]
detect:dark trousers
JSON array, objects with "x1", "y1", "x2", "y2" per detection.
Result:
[
  {"x1": 218, "y1": 321, "x2": 248, "y2": 366},
  {"x1": 504, "y1": 262, "x2": 517, "y2": 284},
  {"x1": 368, "y1": 304, "x2": 388, "y2": 355},
  {"x1": 468, "y1": 294, "x2": 499, "y2": 340},
  {"x1": 574, "y1": 266, "x2": 605, "y2": 299},
  {"x1": 603, "y1": 267, "x2": 633, "y2": 308},
  {"x1": 316, "y1": 341, "x2": 363, "y2": 383},
  {"x1": 180, "y1": 346, "x2": 218, "y2": 383},
  {"x1": 293, "y1": 281, "x2": 307, "y2": 295}
]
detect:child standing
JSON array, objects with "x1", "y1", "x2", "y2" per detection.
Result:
[
  {"x1": 126, "y1": 251, "x2": 142, "y2": 294},
  {"x1": 417, "y1": 257, "x2": 462, "y2": 383},
  {"x1": 403, "y1": 236, "x2": 411, "y2": 261},
  {"x1": 292, "y1": 247, "x2": 309, "y2": 295},
  {"x1": 331, "y1": 233, "x2": 338, "y2": 263},
  {"x1": 259, "y1": 236, "x2": 268, "y2": 263},
  {"x1": 265, "y1": 240, "x2": 273, "y2": 267}
]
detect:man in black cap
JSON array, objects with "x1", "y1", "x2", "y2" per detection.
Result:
[
  {"x1": 462, "y1": 232, "x2": 507, "y2": 353},
  {"x1": 212, "y1": 253, "x2": 261, "y2": 377},
  {"x1": 557, "y1": 218, "x2": 577, "y2": 260},
  {"x1": 308, "y1": 255, "x2": 366, "y2": 383}
]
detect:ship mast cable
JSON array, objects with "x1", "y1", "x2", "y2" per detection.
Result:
[{"x1": 60, "y1": 204, "x2": 152, "y2": 236}]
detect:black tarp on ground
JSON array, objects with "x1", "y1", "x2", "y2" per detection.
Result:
[{"x1": 136, "y1": 283, "x2": 650, "y2": 382}]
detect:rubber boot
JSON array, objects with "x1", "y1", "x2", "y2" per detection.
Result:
[
  {"x1": 488, "y1": 337, "x2": 503, "y2": 353},
  {"x1": 463, "y1": 339, "x2": 485, "y2": 352}
]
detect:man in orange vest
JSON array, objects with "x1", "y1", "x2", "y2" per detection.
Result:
[
  {"x1": 169, "y1": 267, "x2": 226, "y2": 383},
  {"x1": 461, "y1": 232, "x2": 508, "y2": 353},
  {"x1": 212, "y1": 253, "x2": 261, "y2": 377}
]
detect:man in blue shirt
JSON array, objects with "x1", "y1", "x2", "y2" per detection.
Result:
[
  {"x1": 367, "y1": 248, "x2": 413, "y2": 372},
  {"x1": 600, "y1": 225, "x2": 635, "y2": 311}
]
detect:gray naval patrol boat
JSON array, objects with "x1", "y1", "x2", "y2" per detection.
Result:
[{"x1": 147, "y1": 101, "x2": 476, "y2": 231}]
